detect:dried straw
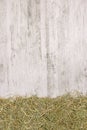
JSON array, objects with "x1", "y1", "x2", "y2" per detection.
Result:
[{"x1": 0, "y1": 94, "x2": 87, "y2": 130}]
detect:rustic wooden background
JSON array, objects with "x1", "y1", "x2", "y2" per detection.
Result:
[{"x1": 0, "y1": 0, "x2": 87, "y2": 97}]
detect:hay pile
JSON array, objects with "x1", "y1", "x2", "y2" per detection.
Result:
[{"x1": 0, "y1": 94, "x2": 87, "y2": 130}]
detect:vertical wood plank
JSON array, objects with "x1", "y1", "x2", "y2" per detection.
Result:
[
  {"x1": 0, "y1": 0, "x2": 87, "y2": 97},
  {"x1": 0, "y1": 0, "x2": 8, "y2": 97}
]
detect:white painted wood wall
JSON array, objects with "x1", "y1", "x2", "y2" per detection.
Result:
[{"x1": 0, "y1": 0, "x2": 87, "y2": 97}]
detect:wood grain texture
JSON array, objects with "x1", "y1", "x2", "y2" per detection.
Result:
[{"x1": 0, "y1": 0, "x2": 87, "y2": 97}]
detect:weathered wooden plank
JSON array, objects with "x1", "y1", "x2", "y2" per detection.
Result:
[
  {"x1": 0, "y1": 0, "x2": 87, "y2": 97},
  {"x1": 0, "y1": 0, "x2": 8, "y2": 97}
]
